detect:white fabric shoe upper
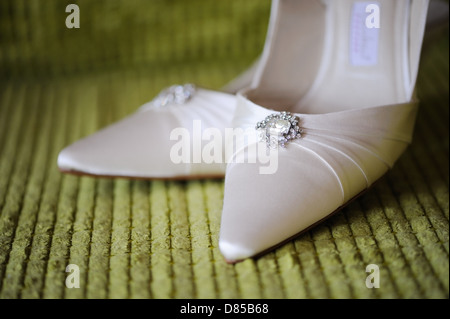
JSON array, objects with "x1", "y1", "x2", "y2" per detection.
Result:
[
  {"x1": 58, "y1": 87, "x2": 236, "y2": 179},
  {"x1": 219, "y1": 91, "x2": 419, "y2": 262}
]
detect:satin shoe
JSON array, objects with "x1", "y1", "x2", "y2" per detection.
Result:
[
  {"x1": 219, "y1": 0, "x2": 430, "y2": 262},
  {"x1": 58, "y1": 84, "x2": 236, "y2": 179}
]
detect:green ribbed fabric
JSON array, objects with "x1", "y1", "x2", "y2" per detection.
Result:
[
  {"x1": 0, "y1": 0, "x2": 269, "y2": 83},
  {"x1": 0, "y1": 1, "x2": 448, "y2": 299}
]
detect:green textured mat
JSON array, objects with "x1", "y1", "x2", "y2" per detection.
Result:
[{"x1": 0, "y1": 1, "x2": 449, "y2": 299}]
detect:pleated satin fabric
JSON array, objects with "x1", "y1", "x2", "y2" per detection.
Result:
[{"x1": 220, "y1": 92, "x2": 418, "y2": 261}]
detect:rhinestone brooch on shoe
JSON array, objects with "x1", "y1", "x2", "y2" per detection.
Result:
[
  {"x1": 150, "y1": 83, "x2": 196, "y2": 107},
  {"x1": 256, "y1": 112, "x2": 303, "y2": 149}
]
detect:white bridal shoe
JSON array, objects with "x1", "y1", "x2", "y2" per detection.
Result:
[
  {"x1": 58, "y1": 47, "x2": 263, "y2": 179},
  {"x1": 58, "y1": 8, "x2": 266, "y2": 179},
  {"x1": 219, "y1": 0, "x2": 430, "y2": 262},
  {"x1": 58, "y1": 84, "x2": 239, "y2": 179}
]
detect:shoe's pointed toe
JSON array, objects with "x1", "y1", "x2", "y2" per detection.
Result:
[
  {"x1": 219, "y1": 240, "x2": 257, "y2": 263},
  {"x1": 57, "y1": 111, "x2": 180, "y2": 177},
  {"x1": 57, "y1": 143, "x2": 85, "y2": 173},
  {"x1": 219, "y1": 146, "x2": 345, "y2": 262},
  {"x1": 57, "y1": 134, "x2": 106, "y2": 176}
]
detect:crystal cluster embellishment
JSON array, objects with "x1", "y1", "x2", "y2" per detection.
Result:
[
  {"x1": 150, "y1": 83, "x2": 196, "y2": 107},
  {"x1": 256, "y1": 112, "x2": 303, "y2": 148}
]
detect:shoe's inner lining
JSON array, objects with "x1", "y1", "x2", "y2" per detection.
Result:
[
  {"x1": 250, "y1": 0, "x2": 327, "y2": 108},
  {"x1": 250, "y1": 0, "x2": 414, "y2": 114}
]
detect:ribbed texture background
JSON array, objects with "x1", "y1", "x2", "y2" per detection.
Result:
[
  {"x1": 0, "y1": 0, "x2": 268, "y2": 81},
  {"x1": 0, "y1": 1, "x2": 448, "y2": 299}
]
